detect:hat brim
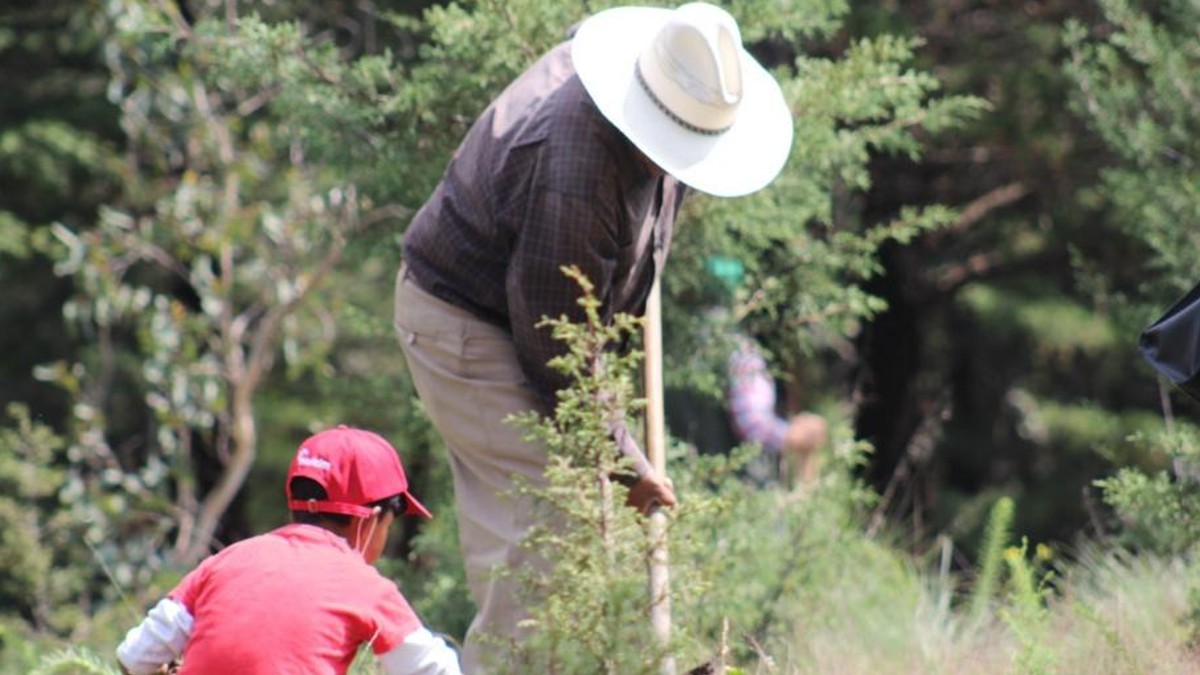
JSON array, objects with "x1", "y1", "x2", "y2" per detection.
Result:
[
  {"x1": 404, "y1": 492, "x2": 433, "y2": 519},
  {"x1": 572, "y1": 6, "x2": 794, "y2": 198}
]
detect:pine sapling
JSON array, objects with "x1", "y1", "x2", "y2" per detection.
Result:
[{"x1": 503, "y1": 265, "x2": 668, "y2": 675}]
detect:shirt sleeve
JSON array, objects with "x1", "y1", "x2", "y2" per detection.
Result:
[
  {"x1": 115, "y1": 598, "x2": 194, "y2": 675},
  {"x1": 727, "y1": 338, "x2": 788, "y2": 454},
  {"x1": 366, "y1": 579, "x2": 425, "y2": 656},
  {"x1": 378, "y1": 627, "x2": 464, "y2": 675},
  {"x1": 506, "y1": 187, "x2": 654, "y2": 477},
  {"x1": 166, "y1": 548, "x2": 215, "y2": 612}
]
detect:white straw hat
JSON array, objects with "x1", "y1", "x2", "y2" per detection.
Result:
[{"x1": 572, "y1": 2, "x2": 793, "y2": 198}]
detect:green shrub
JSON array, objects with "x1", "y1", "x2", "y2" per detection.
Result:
[
  {"x1": 29, "y1": 647, "x2": 118, "y2": 675},
  {"x1": 1096, "y1": 426, "x2": 1200, "y2": 554}
]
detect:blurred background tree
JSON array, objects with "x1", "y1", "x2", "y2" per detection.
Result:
[
  {"x1": 0, "y1": 0, "x2": 122, "y2": 435},
  {"x1": 1063, "y1": 0, "x2": 1200, "y2": 555},
  {"x1": 798, "y1": 0, "x2": 1192, "y2": 555}
]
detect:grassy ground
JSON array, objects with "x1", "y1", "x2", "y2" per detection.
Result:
[
  {"x1": 12, "y1": 544, "x2": 1200, "y2": 674},
  {"x1": 21, "y1": 548, "x2": 1198, "y2": 674},
  {"x1": 769, "y1": 549, "x2": 1198, "y2": 675},
  {"x1": 11, "y1": 452, "x2": 1200, "y2": 675}
]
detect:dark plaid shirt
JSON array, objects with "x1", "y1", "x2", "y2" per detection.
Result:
[{"x1": 402, "y1": 42, "x2": 686, "y2": 474}]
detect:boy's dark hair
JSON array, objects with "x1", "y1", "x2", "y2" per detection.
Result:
[{"x1": 289, "y1": 477, "x2": 408, "y2": 526}]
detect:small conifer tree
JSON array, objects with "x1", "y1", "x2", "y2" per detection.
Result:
[{"x1": 504, "y1": 266, "x2": 690, "y2": 674}]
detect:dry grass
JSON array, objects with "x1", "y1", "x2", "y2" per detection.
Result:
[{"x1": 763, "y1": 548, "x2": 1200, "y2": 675}]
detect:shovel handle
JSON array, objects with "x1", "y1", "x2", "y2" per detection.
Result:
[{"x1": 644, "y1": 277, "x2": 676, "y2": 675}]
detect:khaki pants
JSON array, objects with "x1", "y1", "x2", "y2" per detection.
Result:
[{"x1": 394, "y1": 266, "x2": 547, "y2": 674}]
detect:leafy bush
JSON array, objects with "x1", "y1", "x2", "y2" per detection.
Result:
[
  {"x1": 494, "y1": 269, "x2": 887, "y2": 672},
  {"x1": 1096, "y1": 426, "x2": 1200, "y2": 554}
]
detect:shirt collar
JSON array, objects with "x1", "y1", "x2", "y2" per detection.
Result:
[{"x1": 276, "y1": 522, "x2": 353, "y2": 553}]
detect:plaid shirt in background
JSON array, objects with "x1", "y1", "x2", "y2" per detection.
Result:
[
  {"x1": 727, "y1": 336, "x2": 788, "y2": 455},
  {"x1": 402, "y1": 42, "x2": 686, "y2": 476}
]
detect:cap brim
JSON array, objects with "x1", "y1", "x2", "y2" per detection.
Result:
[
  {"x1": 404, "y1": 492, "x2": 433, "y2": 519},
  {"x1": 572, "y1": 7, "x2": 794, "y2": 198}
]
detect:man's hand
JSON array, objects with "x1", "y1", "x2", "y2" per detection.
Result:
[{"x1": 626, "y1": 469, "x2": 676, "y2": 515}]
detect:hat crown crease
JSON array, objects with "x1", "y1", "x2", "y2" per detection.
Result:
[{"x1": 637, "y1": 5, "x2": 744, "y2": 134}]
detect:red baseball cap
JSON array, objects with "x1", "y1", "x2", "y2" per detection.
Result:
[{"x1": 285, "y1": 426, "x2": 432, "y2": 519}]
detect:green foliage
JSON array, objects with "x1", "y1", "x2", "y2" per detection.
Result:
[
  {"x1": 0, "y1": 618, "x2": 39, "y2": 674},
  {"x1": 726, "y1": 0, "x2": 848, "y2": 43},
  {"x1": 403, "y1": 0, "x2": 583, "y2": 157},
  {"x1": 968, "y1": 496, "x2": 1014, "y2": 622},
  {"x1": 0, "y1": 121, "x2": 121, "y2": 204},
  {"x1": 671, "y1": 445, "x2": 887, "y2": 666},
  {"x1": 38, "y1": 0, "x2": 414, "y2": 567},
  {"x1": 1064, "y1": 0, "x2": 1200, "y2": 298},
  {"x1": 664, "y1": 19, "x2": 985, "y2": 388},
  {"x1": 388, "y1": 511, "x2": 474, "y2": 642},
  {"x1": 1066, "y1": 0, "x2": 1200, "y2": 557},
  {"x1": 0, "y1": 0, "x2": 124, "y2": 455},
  {"x1": 0, "y1": 210, "x2": 26, "y2": 258},
  {"x1": 0, "y1": 404, "x2": 96, "y2": 635},
  {"x1": 0, "y1": 405, "x2": 60, "y2": 610},
  {"x1": 1096, "y1": 427, "x2": 1200, "y2": 554},
  {"x1": 504, "y1": 267, "x2": 888, "y2": 673},
  {"x1": 503, "y1": 266, "x2": 676, "y2": 673},
  {"x1": 993, "y1": 386, "x2": 1164, "y2": 468},
  {"x1": 29, "y1": 647, "x2": 119, "y2": 675},
  {"x1": 959, "y1": 284, "x2": 1119, "y2": 359},
  {"x1": 1000, "y1": 539, "x2": 1056, "y2": 675}
]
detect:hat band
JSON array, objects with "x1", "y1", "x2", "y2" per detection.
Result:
[{"x1": 634, "y1": 65, "x2": 731, "y2": 137}]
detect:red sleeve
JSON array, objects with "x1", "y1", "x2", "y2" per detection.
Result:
[
  {"x1": 368, "y1": 578, "x2": 423, "y2": 655},
  {"x1": 167, "y1": 554, "x2": 214, "y2": 613}
]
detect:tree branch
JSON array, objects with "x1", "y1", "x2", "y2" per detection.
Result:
[{"x1": 180, "y1": 192, "x2": 357, "y2": 564}]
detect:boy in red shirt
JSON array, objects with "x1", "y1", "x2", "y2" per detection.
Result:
[{"x1": 116, "y1": 426, "x2": 463, "y2": 675}]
